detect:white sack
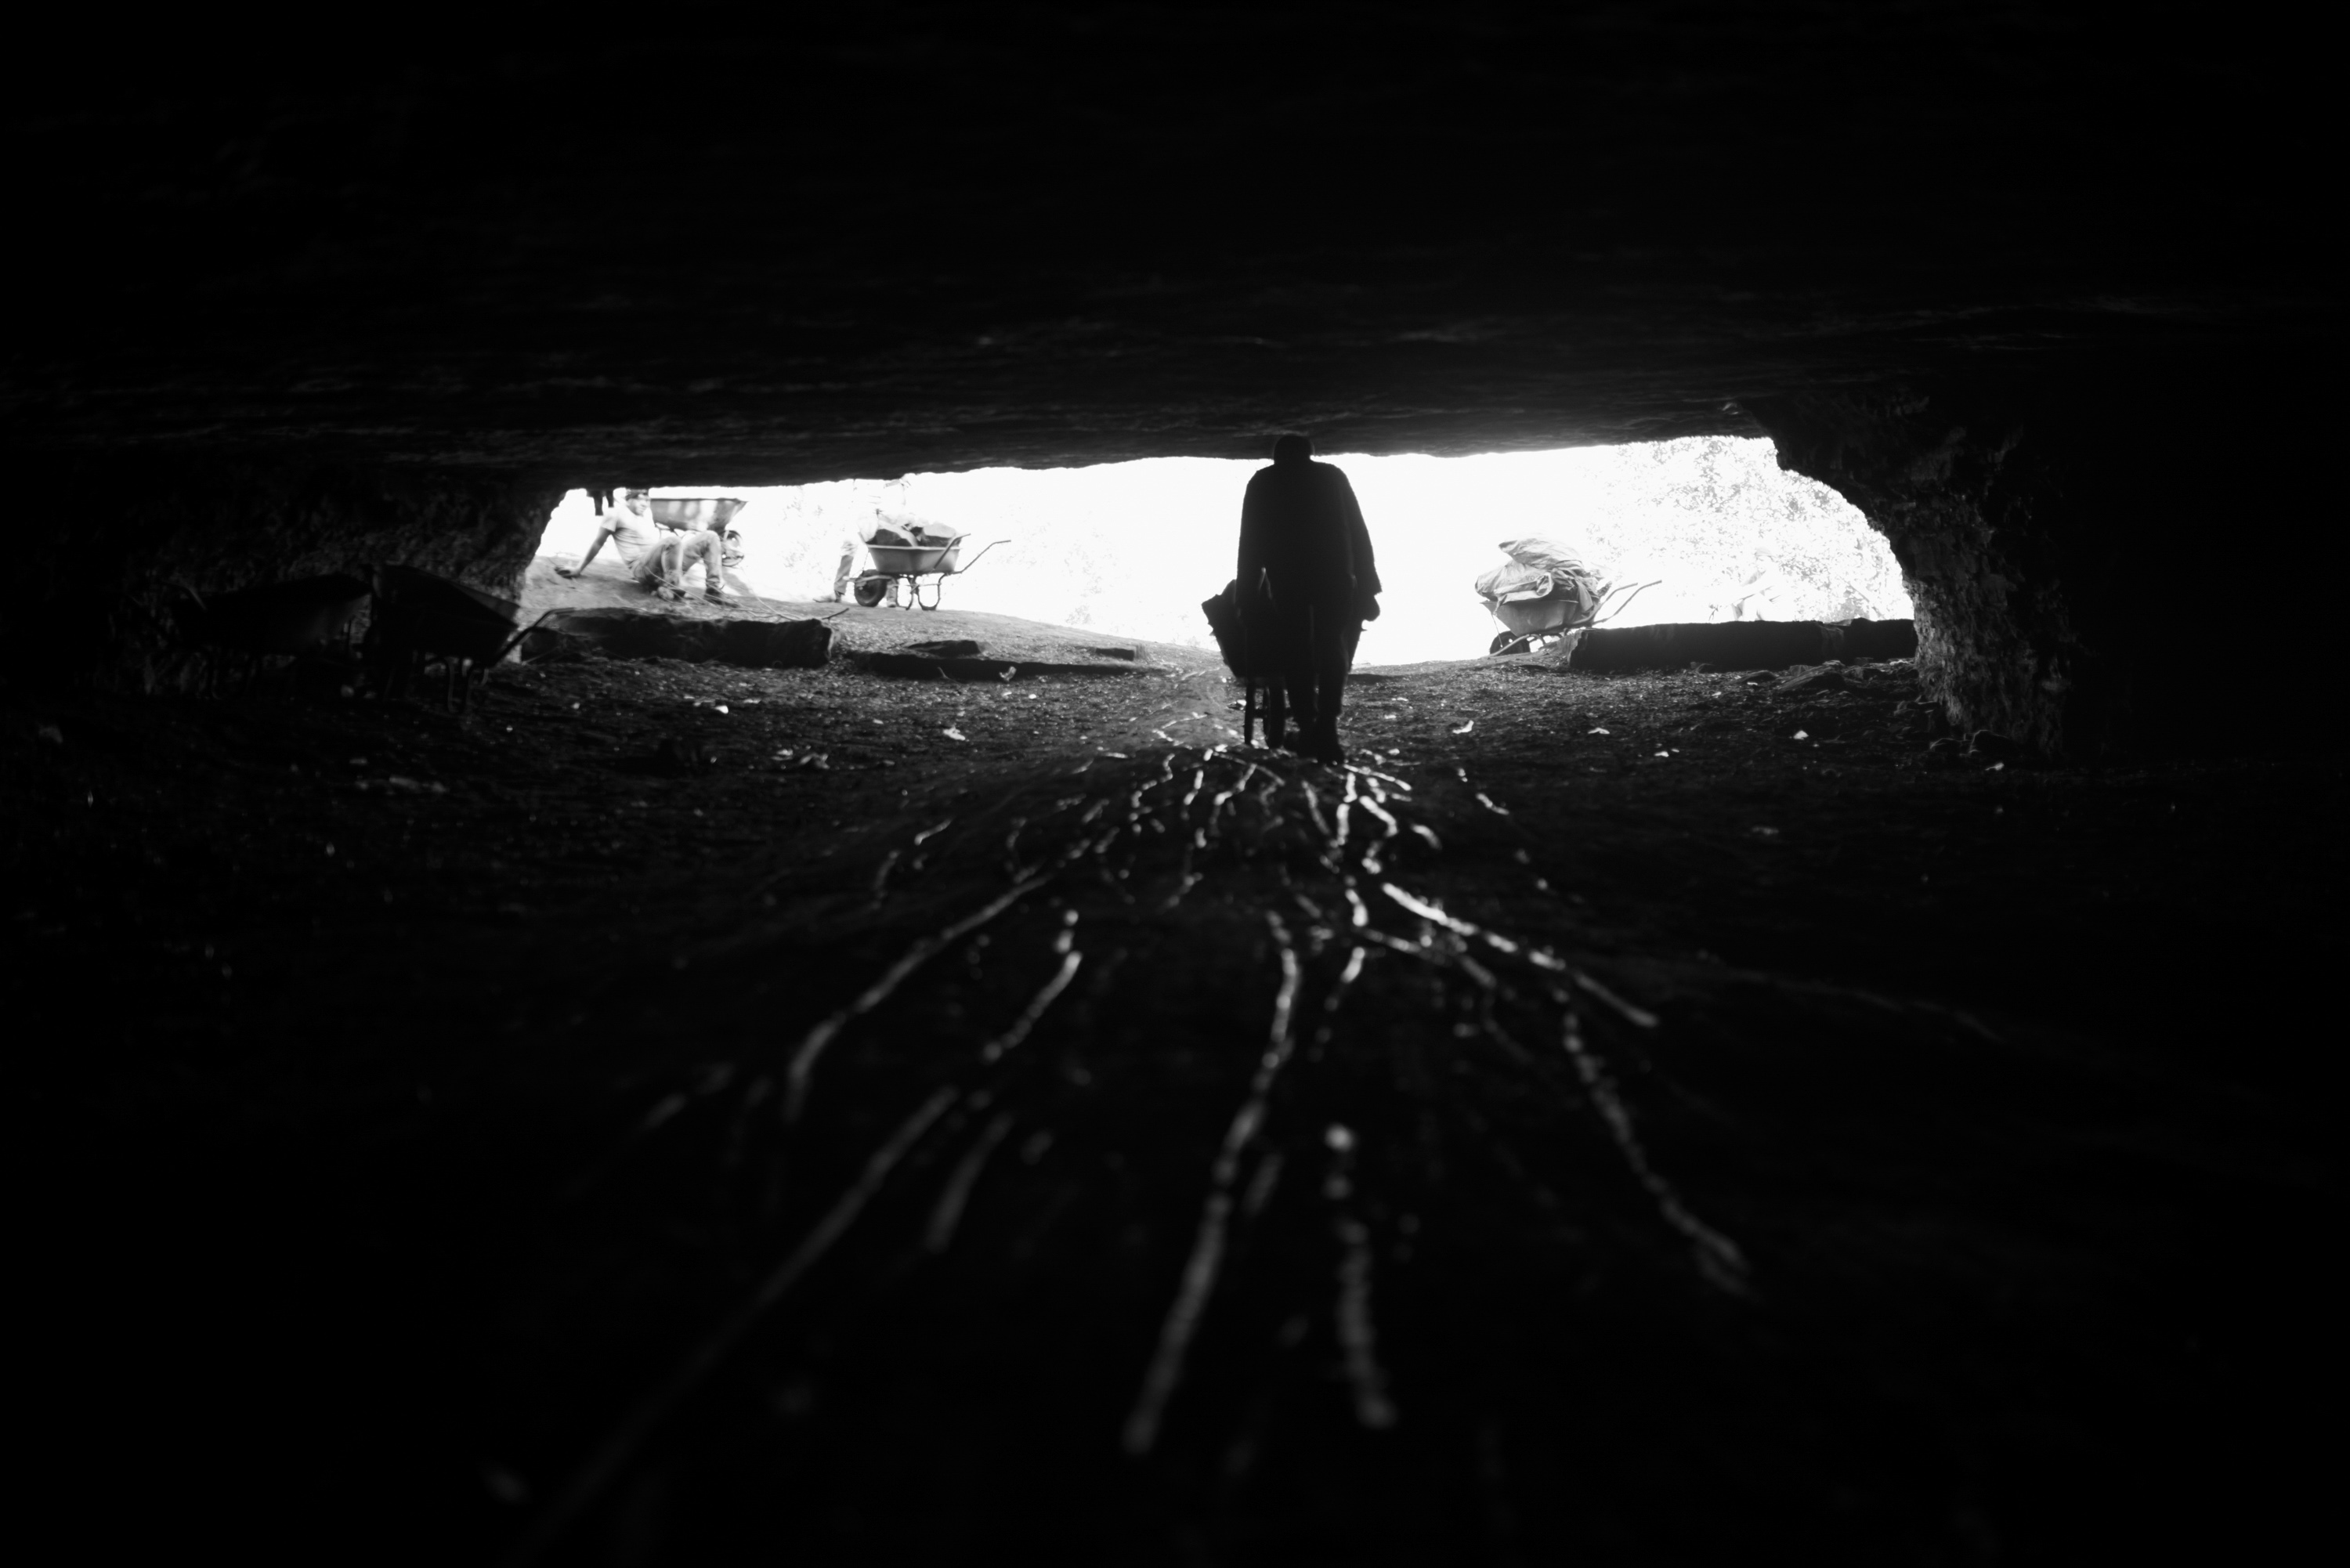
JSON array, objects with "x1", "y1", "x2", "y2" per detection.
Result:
[
  {"x1": 1498, "y1": 537, "x2": 1593, "y2": 576},
  {"x1": 1474, "y1": 561, "x2": 1558, "y2": 604}
]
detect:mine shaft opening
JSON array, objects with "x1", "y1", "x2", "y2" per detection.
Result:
[
  {"x1": 533, "y1": 437, "x2": 1908, "y2": 666},
  {"x1": 16, "y1": 13, "x2": 2336, "y2": 1561}
]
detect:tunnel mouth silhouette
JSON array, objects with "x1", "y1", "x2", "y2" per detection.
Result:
[
  {"x1": 526, "y1": 437, "x2": 1913, "y2": 677},
  {"x1": 8, "y1": 9, "x2": 2339, "y2": 1559}
]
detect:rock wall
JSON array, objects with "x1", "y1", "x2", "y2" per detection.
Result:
[
  {"x1": 5, "y1": 20, "x2": 2337, "y2": 747},
  {"x1": 20, "y1": 461, "x2": 560, "y2": 692},
  {"x1": 1746, "y1": 363, "x2": 2334, "y2": 758}
]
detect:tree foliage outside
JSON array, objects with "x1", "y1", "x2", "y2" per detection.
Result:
[{"x1": 1581, "y1": 436, "x2": 1912, "y2": 625}]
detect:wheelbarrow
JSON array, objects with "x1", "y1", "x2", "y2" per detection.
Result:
[
  {"x1": 646, "y1": 497, "x2": 748, "y2": 533},
  {"x1": 1484, "y1": 576, "x2": 1661, "y2": 658},
  {"x1": 366, "y1": 564, "x2": 548, "y2": 711},
  {"x1": 852, "y1": 535, "x2": 1009, "y2": 609}
]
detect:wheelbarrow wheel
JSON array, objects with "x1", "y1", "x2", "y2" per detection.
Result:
[
  {"x1": 853, "y1": 575, "x2": 891, "y2": 608},
  {"x1": 1490, "y1": 630, "x2": 1528, "y2": 656}
]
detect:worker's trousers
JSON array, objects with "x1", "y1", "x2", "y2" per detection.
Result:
[
  {"x1": 1255, "y1": 604, "x2": 1353, "y2": 743},
  {"x1": 636, "y1": 530, "x2": 730, "y2": 595}
]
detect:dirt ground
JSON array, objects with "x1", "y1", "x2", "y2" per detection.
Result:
[{"x1": 6, "y1": 630, "x2": 2339, "y2": 1565}]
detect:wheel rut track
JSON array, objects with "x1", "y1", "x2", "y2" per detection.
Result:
[{"x1": 505, "y1": 745, "x2": 1765, "y2": 1563}]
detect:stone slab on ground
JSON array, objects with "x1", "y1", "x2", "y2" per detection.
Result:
[
  {"x1": 531, "y1": 608, "x2": 831, "y2": 670},
  {"x1": 1568, "y1": 618, "x2": 1918, "y2": 674}
]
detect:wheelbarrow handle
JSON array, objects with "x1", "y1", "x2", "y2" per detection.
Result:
[
  {"x1": 496, "y1": 608, "x2": 563, "y2": 663},
  {"x1": 945, "y1": 538, "x2": 1010, "y2": 575},
  {"x1": 1589, "y1": 579, "x2": 1662, "y2": 627}
]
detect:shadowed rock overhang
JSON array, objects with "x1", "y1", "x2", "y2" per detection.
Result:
[{"x1": 6, "y1": 7, "x2": 2342, "y2": 752}]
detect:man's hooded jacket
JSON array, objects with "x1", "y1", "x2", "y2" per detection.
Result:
[{"x1": 1236, "y1": 458, "x2": 1383, "y2": 626}]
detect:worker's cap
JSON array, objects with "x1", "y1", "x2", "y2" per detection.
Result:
[{"x1": 1271, "y1": 432, "x2": 1314, "y2": 463}]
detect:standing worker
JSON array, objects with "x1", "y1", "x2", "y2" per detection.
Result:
[
  {"x1": 831, "y1": 522, "x2": 861, "y2": 602},
  {"x1": 1236, "y1": 432, "x2": 1381, "y2": 763}
]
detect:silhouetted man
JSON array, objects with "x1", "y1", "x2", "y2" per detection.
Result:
[{"x1": 1237, "y1": 432, "x2": 1381, "y2": 762}]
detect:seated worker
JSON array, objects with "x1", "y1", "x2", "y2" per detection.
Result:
[
  {"x1": 556, "y1": 489, "x2": 665, "y2": 581},
  {"x1": 649, "y1": 526, "x2": 743, "y2": 604}
]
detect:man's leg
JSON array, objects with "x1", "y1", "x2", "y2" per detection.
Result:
[
  {"x1": 683, "y1": 530, "x2": 729, "y2": 599},
  {"x1": 1308, "y1": 606, "x2": 1351, "y2": 761},
  {"x1": 1282, "y1": 660, "x2": 1317, "y2": 746},
  {"x1": 631, "y1": 547, "x2": 670, "y2": 596},
  {"x1": 645, "y1": 537, "x2": 688, "y2": 598},
  {"x1": 1267, "y1": 612, "x2": 1313, "y2": 747},
  {"x1": 705, "y1": 532, "x2": 732, "y2": 598},
  {"x1": 1241, "y1": 612, "x2": 1285, "y2": 746}
]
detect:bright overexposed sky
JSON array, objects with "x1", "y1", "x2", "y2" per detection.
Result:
[{"x1": 537, "y1": 436, "x2": 1910, "y2": 664}]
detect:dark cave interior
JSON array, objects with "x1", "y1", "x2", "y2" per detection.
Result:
[{"x1": 7, "y1": 9, "x2": 2342, "y2": 1564}]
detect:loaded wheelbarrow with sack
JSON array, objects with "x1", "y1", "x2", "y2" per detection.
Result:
[
  {"x1": 1477, "y1": 538, "x2": 1658, "y2": 659},
  {"x1": 851, "y1": 521, "x2": 1008, "y2": 609}
]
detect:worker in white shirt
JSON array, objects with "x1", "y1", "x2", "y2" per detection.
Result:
[{"x1": 558, "y1": 490, "x2": 666, "y2": 580}]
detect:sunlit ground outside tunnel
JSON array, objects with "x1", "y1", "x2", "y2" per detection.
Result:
[{"x1": 534, "y1": 435, "x2": 1910, "y2": 661}]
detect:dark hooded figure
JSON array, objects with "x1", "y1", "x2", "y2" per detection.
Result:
[{"x1": 1237, "y1": 432, "x2": 1382, "y2": 761}]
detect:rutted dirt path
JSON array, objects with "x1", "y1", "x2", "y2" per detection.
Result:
[{"x1": 6, "y1": 652, "x2": 2335, "y2": 1564}]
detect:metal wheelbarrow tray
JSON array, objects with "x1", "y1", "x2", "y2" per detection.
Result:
[{"x1": 647, "y1": 497, "x2": 748, "y2": 533}]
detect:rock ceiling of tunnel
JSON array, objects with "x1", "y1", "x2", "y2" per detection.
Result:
[{"x1": 7, "y1": 8, "x2": 2334, "y2": 481}]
